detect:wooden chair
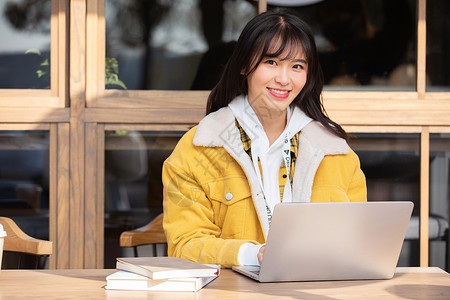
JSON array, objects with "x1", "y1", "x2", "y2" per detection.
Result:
[
  {"x1": 0, "y1": 217, "x2": 52, "y2": 269},
  {"x1": 119, "y1": 213, "x2": 166, "y2": 257}
]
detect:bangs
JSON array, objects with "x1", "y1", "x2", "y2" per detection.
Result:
[
  {"x1": 246, "y1": 24, "x2": 309, "y2": 74},
  {"x1": 266, "y1": 33, "x2": 306, "y2": 61}
]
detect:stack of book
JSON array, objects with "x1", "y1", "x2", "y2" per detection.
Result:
[{"x1": 105, "y1": 257, "x2": 220, "y2": 292}]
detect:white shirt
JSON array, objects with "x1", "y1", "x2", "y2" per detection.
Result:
[{"x1": 228, "y1": 96, "x2": 312, "y2": 265}]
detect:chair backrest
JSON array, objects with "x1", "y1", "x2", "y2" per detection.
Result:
[
  {"x1": 0, "y1": 217, "x2": 52, "y2": 255},
  {"x1": 120, "y1": 213, "x2": 166, "y2": 248}
]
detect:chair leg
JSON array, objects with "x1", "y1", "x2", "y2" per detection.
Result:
[
  {"x1": 446, "y1": 230, "x2": 449, "y2": 272},
  {"x1": 17, "y1": 254, "x2": 22, "y2": 269},
  {"x1": 133, "y1": 246, "x2": 138, "y2": 257},
  {"x1": 37, "y1": 255, "x2": 49, "y2": 269},
  {"x1": 152, "y1": 244, "x2": 157, "y2": 257}
]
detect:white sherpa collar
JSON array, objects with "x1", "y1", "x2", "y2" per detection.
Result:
[{"x1": 193, "y1": 106, "x2": 349, "y2": 155}]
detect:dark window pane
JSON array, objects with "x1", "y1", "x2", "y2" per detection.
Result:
[
  {"x1": 270, "y1": 0, "x2": 417, "y2": 91},
  {"x1": 104, "y1": 130, "x2": 184, "y2": 267},
  {"x1": 426, "y1": 1, "x2": 450, "y2": 91},
  {"x1": 105, "y1": 0, "x2": 257, "y2": 90},
  {"x1": 350, "y1": 133, "x2": 420, "y2": 266},
  {"x1": 429, "y1": 133, "x2": 450, "y2": 271},
  {"x1": 0, "y1": 130, "x2": 50, "y2": 268},
  {"x1": 0, "y1": 0, "x2": 51, "y2": 89}
]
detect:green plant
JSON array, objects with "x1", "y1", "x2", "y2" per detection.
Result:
[
  {"x1": 105, "y1": 57, "x2": 127, "y2": 90},
  {"x1": 25, "y1": 49, "x2": 49, "y2": 78},
  {"x1": 25, "y1": 48, "x2": 50, "y2": 88}
]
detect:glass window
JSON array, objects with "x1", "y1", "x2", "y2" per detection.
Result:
[
  {"x1": 0, "y1": 0, "x2": 51, "y2": 89},
  {"x1": 269, "y1": 0, "x2": 417, "y2": 91},
  {"x1": 350, "y1": 133, "x2": 420, "y2": 266},
  {"x1": 104, "y1": 130, "x2": 184, "y2": 268},
  {"x1": 0, "y1": 130, "x2": 50, "y2": 268},
  {"x1": 429, "y1": 133, "x2": 450, "y2": 271},
  {"x1": 105, "y1": 0, "x2": 257, "y2": 90},
  {"x1": 426, "y1": 0, "x2": 450, "y2": 91}
]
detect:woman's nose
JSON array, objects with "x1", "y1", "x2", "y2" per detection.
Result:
[{"x1": 275, "y1": 67, "x2": 290, "y2": 85}]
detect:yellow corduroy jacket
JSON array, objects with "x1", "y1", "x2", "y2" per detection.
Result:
[{"x1": 162, "y1": 106, "x2": 367, "y2": 268}]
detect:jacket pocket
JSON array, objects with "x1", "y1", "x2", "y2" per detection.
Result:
[{"x1": 207, "y1": 177, "x2": 252, "y2": 235}]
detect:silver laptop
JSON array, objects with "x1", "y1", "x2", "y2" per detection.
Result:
[{"x1": 232, "y1": 201, "x2": 413, "y2": 282}]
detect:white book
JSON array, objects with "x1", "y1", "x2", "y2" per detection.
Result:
[
  {"x1": 105, "y1": 270, "x2": 218, "y2": 292},
  {"x1": 116, "y1": 257, "x2": 219, "y2": 280}
]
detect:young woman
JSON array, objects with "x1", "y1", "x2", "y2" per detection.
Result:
[{"x1": 162, "y1": 10, "x2": 367, "y2": 268}]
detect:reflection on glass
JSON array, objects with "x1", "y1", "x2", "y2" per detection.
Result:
[
  {"x1": 350, "y1": 133, "x2": 420, "y2": 266},
  {"x1": 429, "y1": 133, "x2": 450, "y2": 271},
  {"x1": 426, "y1": 1, "x2": 450, "y2": 91},
  {"x1": 104, "y1": 130, "x2": 184, "y2": 267},
  {"x1": 0, "y1": 0, "x2": 51, "y2": 89},
  {"x1": 105, "y1": 0, "x2": 257, "y2": 90},
  {"x1": 271, "y1": 0, "x2": 417, "y2": 91},
  {"x1": 0, "y1": 130, "x2": 50, "y2": 268}
]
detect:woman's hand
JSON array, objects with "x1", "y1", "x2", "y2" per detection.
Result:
[{"x1": 257, "y1": 245, "x2": 266, "y2": 264}]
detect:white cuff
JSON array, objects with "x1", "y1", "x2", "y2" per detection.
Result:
[{"x1": 237, "y1": 243, "x2": 264, "y2": 266}]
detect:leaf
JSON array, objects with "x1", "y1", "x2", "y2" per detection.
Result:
[
  {"x1": 115, "y1": 130, "x2": 128, "y2": 136},
  {"x1": 36, "y1": 70, "x2": 46, "y2": 78},
  {"x1": 25, "y1": 49, "x2": 42, "y2": 56}
]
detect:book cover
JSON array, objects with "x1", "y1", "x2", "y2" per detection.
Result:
[
  {"x1": 105, "y1": 270, "x2": 217, "y2": 292},
  {"x1": 116, "y1": 257, "x2": 219, "y2": 280}
]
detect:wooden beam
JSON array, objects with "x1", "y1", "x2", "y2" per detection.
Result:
[
  {"x1": 0, "y1": 108, "x2": 69, "y2": 122},
  {"x1": 85, "y1": 108, "x2": 205, "y2": 124},
  {"x1": 96, "y1": 124, "x2": 105, "y2": 268},
  {"x1": 420, "y1": 126, "x2": 430, "y2": 267},
  {"x1": 85, "y1": 122, "x2": 99, "y2": 268},
  {"x1": 417, "y1": 0, "x2": 427, "y2": 98},
  {"x1": 258, "y1": 0, "x2": 267, "y2": 13},
  {"x1": 56, "y1": 123, "x2": 70, "y2": 269}
]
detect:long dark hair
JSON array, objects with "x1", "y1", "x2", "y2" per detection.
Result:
[{"x1": 206, "y1": 10, "x2": 348, "y2": 141}]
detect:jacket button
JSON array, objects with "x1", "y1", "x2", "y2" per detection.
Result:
[{"x1": 225, "y1": 193, "x2": 233, "y2": 200}]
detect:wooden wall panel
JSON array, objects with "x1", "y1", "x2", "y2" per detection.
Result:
[
  {"x1": 96, "y1": 125, "x2": 105, "y2": 268},
  {"x1": 85, "y1": 123, "x2": 100, "y2": 268},
  {"x1": 69, "y1": 0, "x2": 86, "y2": 269},
  {"x1": 51, "y1": 123, "x2": 70, "y2": 269}
]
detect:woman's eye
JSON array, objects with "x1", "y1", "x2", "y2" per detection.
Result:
[
  {"x1": 293, "y1": 64, "x2": 304, "y2": 70},
  {"x1": 265, "y1": 60, "x2": 277, "y2": 65}
]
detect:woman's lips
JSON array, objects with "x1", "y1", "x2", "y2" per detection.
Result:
[{"x1": 267, "y1": 88, "x2": 290, "y2": 99}]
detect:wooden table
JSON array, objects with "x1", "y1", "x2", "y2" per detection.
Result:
[{"x1": 0, "y1": 267, "x2": 449, "y2": 299}]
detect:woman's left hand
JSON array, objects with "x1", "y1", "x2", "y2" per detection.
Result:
[{"x1": 257, "y1": 245, "x2": 266, "y2": 264}]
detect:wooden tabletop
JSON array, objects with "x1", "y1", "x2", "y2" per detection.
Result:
[{"x1": 0, "y1": 267, "x2": 449, "y2": 299}]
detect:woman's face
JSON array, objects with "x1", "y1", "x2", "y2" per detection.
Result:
[{"x1": 246, "y1": 45, "x2": 308, "y2": 120}]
